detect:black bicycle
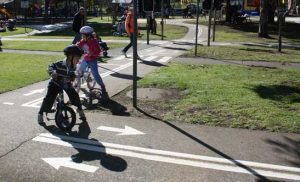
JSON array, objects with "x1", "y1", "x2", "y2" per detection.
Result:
[{"x1": 46, "y1": 80, "x2": 76, "y2": 131}]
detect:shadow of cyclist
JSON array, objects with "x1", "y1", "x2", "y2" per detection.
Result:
[{"x1": 42, "y1": 120, "x2": 127, "y2": 172}]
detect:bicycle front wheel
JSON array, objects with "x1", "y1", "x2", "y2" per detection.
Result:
[{"x1": 55, "y1": 106, "x2": 76, "y2": 131}]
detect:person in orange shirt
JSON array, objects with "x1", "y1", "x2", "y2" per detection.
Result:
[{"x1": 121, "y1": 6, "x2": 140, "y2": 59}]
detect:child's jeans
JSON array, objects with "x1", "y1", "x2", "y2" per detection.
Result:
[{"x1": 79, "y1": 59, "x2": 105, "y2": 87}]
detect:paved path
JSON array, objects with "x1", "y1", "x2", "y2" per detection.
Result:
[{"x1": 0, "y1": 19, "x2": 300, "y2": 182}]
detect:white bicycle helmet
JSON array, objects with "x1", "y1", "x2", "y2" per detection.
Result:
[{"x1": 80, "y1": 26, "x2": 94, "y2": 35}]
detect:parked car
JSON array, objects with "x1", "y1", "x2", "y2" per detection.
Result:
[
  {"x1": 187, "y1": 3, "x2": 203, "y2": 14},
  {"x1": 171, "y1": 8, "x2": 184, "y2": 16}
]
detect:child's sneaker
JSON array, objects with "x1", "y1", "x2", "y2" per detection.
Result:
[{"x1": 37, "y1": 113, "x2": 45, "y2": 125}]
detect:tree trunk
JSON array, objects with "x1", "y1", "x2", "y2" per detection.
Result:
[
  {"x1": 258, "y1": 0, "x2": 269, "y2": 37},
  {"x1": 225, "y1": 0, "x2": 232, "y2": 22}
]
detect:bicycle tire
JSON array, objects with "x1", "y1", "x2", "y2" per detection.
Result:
[
  {"x1": 55, "y1": 106, "x2": 76, "y2": 131},
  {"x1": 86, "y1": 71, "x2": 96, "y2": 90}
]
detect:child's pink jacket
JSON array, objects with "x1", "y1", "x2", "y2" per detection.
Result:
[{"x1": 77, "y1": 38, "x2": 101, "y2": 61}]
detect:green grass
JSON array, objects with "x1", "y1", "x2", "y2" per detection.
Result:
[
  {"x1": 0, "y1": 53, "x2": 64, "y2": 93},
  {"x1": 1, "y1": 40, "x2": 126, "y2": 51},
  {"x1": 186, "y1": 45, "x2": 300, "y2": 63},
  {"x1": 0, "y1": 27, "x2": 33, "y2": 36},
  {"x1": 138, "y1": 63, "x2": 300, "y2": 133},
  {"x1": 184, "y1": 19, "x2": 300, "y2": 43}
]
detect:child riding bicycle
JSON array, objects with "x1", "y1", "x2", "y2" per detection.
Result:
[
  {"x1": 76, "y1": 26, "x2": 109, "y2": 100},
  {"x1": 37, "y1": 45, "x2": 86, "y2": 125}
]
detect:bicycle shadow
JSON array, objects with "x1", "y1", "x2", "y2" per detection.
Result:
[
  {"x1": 41, "y1": 120, "x2": 127, "y2": 172},
  {"x1": 80, "y1": 88, "x2": 130, "y2": 116}
]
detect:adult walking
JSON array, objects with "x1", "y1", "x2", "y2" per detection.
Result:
[
  {"x1": 72, "y1": 7, "x2": 85, "y2": 44},
  {"x1": 121, "y1": 7, "x2": 140, "y2": 59}
]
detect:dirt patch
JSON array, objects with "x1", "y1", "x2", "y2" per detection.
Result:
[
  {"x1": 126, "y1": 88, "x2": 180, "y2": 101},
  {"x1": 84, "y1": 87, "x2": 181, "y2": 120}
]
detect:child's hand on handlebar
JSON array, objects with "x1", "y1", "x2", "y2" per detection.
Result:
[{"x1": 51, "y1": 72, "x2": 58, "y2": 80}]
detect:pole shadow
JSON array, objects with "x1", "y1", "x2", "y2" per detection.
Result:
[
  {"x1": 265, "y1": 136, "x2": 300, "y2": 167},
  {"x1": 134, "y1": 106, "x2": 273, "y2": 181}
]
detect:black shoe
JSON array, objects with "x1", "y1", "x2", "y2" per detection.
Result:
[{"x1": 122, "y1": 50, "x2": 128, "y2": 58}]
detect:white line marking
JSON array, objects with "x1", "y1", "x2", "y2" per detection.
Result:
[
  {"x1": 3, "y1": 102, "x2": 14, "y2": 105},
  {"x1": 23, "y1": 89, "x2": 44, "y2": 96},
  {"x1": 111, "y1": 56, "x2": 126, "y2": 61},
  {"x1": 100, "y1": 62, "x2": 133, "y2": 78},
  {"x1": 144, "y1": 56, "x2": 158, "y2": 61},
  {"x1": 157, "y1": 56, "x2": 172, "y2": 63},
  {"x1": 32, "y1": 133, "x2": 300, "y2": 181},
  {"x1": 21, "y1": 97, "x2": 43, "y2": 108}
]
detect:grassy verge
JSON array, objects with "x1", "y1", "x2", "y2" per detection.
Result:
[
  {"x1": 137, "y1": 62, "x2": 300, "y2": 133},
  {"x1": 1, "y1": 40, "x2": 126, "y2": 51},
  {"x1": 185, "y1": 45, "x2": 300, "y2": 63},
  {"x1": 0, "y1": 27, "x2": 33, "y2": 36},
  {"x1": 0, "y1": 53, "x2": 64, "y2": 93},
  {"x1": 184, "y1": 19, "x2": 300, "y2": 43}
]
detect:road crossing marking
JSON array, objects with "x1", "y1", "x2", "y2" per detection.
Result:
[
  {"x1": 144, "y1": 56, "x2": 158, "y2": 61},
  {"x1": 22, "y1": 97, "x2": 43, "y2": 108},
  {"x1": 157, "y1": 56, "x2": 172, "y2": 63},
  {"x1": 33, "y1": 133, "x2": 300, "y2": 181},
  {"x1": 23, "y1": 89, "x2": 44, "y2": 96}
]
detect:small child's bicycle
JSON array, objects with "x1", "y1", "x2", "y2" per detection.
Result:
[
  {"x1": 73, "y1": 63, "x2": 96, "y2": 93},
  {"x1": 46, "y1": 81, "x2": 76, "y2": 131}
]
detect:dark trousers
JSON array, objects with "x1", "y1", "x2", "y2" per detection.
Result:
[
  {"x1": 39, "y1": 81, "x2": 82, "y2": 114},
  {"x1": 122, "y1": 35, "x2": 133, "y2": 53}
]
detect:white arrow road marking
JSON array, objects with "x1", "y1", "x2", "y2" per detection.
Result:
[
  {"x1": 24, "y1": 89, "x2": 45, "y2": 96},
  {"x1": 97, "y1": 125, "x2": 145, "y2": 136},
  {"x1": 3, "y1": 102, "x2": 14, "y2": 105},
  {"x1": 42, "y1": 157, "x2": 98, "y2": 173},
  {"x1": 33, "y1": 133, "x2": 300, "y2": 181},
  {"x1": 22, "y1": 97, "x2": 43, "y2": 108}
]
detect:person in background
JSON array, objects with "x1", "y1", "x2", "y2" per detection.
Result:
[
  {"x1": 121, "y1": 6, "x2": 140, "y2": 59},
  {"x1": 72, "y1": 7, "x2": 85, "y2": 44}
]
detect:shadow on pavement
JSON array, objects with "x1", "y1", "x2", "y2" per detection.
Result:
[
  {"x1": 172, "y1": 41, "x2": 195, "y2": 46},
  {"x1": 265, "y1": 136, "x2": 300, "y2": 167},
  {"x1": 42, "y1": 120, "x2": 127, "y2": 172},
  {"x1": 135, "y1": 106, "x2": 273, "y2": 181},
  {"x1": 110, "y1": 72, "x2": 142, "y2": 80},
  {"x1": 139, "y1": 59, "x2": 166, "y2": 67},
  {"x1": 161, "y1": 46, "x2": 188, "y2": 51},
  {"x1": 79, "y1": 90, "x2": 130, "y2": 116}
]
